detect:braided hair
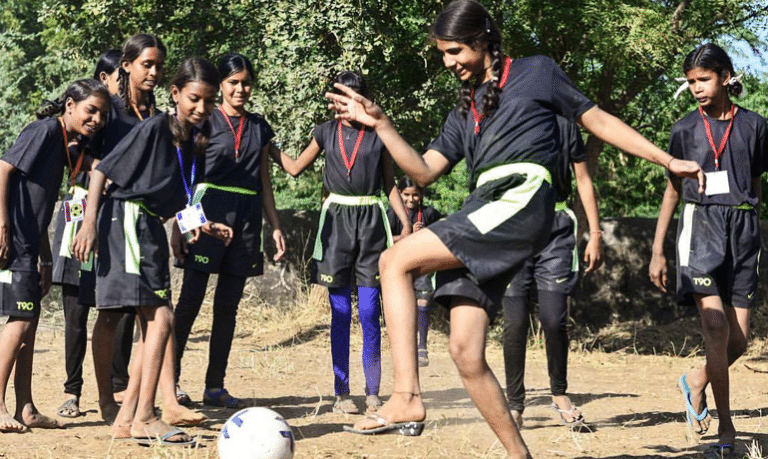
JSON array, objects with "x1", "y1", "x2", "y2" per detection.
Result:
[
  {"x1": 431, "y1": 0, "x2": 504, "y2": 119},
  {"x1": 684, "y1": 43, "x2": 743, "y2": 97},
  {"x1": 36, "y1": 79, "x2": 111, "y2": 119},
  {"x1": 117, "y1": 34, "x2": 166, "y2": 114},
  {"x1": 167, "y1": 58, "x2": 219, "y2": 157}
]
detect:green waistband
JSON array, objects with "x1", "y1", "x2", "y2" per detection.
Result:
[
  {"x1": 325, "y1": 193, "x2": 382, "y2": 206},
  {"x1": 128, "y1": 200, "x2": 159, "y2": 218},
  {"x1": 475, "y1": 163, "x2": 552, "y2": 189},
  {"x1": 555, "y1": 201, "x2": 568, "y2": 211},
  {"x1": 195, "y1": 183, "x2": 258, "y2": 198},
  {"x1": 685, "y1": 201, "x2": 755, "y2": 211}
]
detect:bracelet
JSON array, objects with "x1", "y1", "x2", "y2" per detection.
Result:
[
  {"x1": 39, "y1": 261, "x2": 52, "y2": 267},
  {"x1": 667, "y1": 157, "x2": 675, "y2": 169},
  {"x1": 590, "y1": 231, "x2": 603, "y2": 236}
]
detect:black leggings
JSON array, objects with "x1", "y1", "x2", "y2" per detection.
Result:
[
  {"x1": 62, "y1": 285, "x2": 133, "y2": 396},
  {"x1": 502, "y1": 290, "x2": 569, "y2": 413},
  {"x1": 174, "y1": 269, "x2": 246, "y2": 389}
]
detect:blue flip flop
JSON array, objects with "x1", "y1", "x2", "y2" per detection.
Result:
[
  {"x1": 704, "y1": 442, "x2": 735, "y2": 458},
  {"x1": 677, "y1": 374, "x2": 709, "y2": 435}
]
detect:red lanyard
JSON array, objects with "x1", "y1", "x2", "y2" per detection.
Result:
[
  {"x1": 338, "y1": 121, "x2": 365, "y2": 178},
  {"x1": 219, "y1": 105, "x2": 246, "y2": 161},
  {"x1": 699, "y1": 104, "x2": 735, "y2": 169},
  {"x1": 58, "y1": 117, "x2": 84, "y2": 188},
  {"x1": 470, "y1": 56, "x2": 512, "y2": 135},
  {"x1": 405, "y1": 206, "x2": 422, "y2": 225}
]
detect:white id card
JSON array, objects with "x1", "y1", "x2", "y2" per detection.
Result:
[
  {"x1": 64, "y1": 199, "x2": 87, "y2": 222},
  {"x1": 176, "y1": 203, "x2": 207, "y2": 233},
  {"x1": 705, "y1": 170, "x2": 730, "y2": 196}
]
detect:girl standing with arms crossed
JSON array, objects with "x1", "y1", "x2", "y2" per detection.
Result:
[
  {"x1": 271, "y1": 71, "x2": 410, "y2": 414},
  {"x1": 173, "y1": 53, "x2": 286, "y2": 409},
  {"x1": 72, "y1": 58, "x2": 232, "y2": 445},
  {"x1": 387, "y1": 177, "x2": 442, "y2": 367},
  {"x1": 0, "y1": 79, "x2": 110, "y2": 432},
  {"x1": 329, "y1": 1, "x2": 703, "y2": 456},
  {"x1": 649, "y1": 43, "x2": 766, "y2": 457},
  {"x1": 53, "y1": 49, "x2": 123, "y2": 419},
  {"x1": 502, "y1": 115, "x2": 602, "y2": 429}
]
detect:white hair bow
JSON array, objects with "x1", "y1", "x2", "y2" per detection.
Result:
[{"x1": 673, "y1": 73, "x2": 745, "y2": 100}]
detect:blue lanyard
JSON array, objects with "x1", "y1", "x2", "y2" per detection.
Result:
[{"x1": 176, "y1": 145, "x2": 197, "y2": 205}]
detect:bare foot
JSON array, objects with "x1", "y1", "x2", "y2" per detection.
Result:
[
  {"x1": 110, "y1": 423, "x2": 131, "y2": 440},
  {"x1": 0, "y1": 412, "x2": 27, "y2": 433},
  {"x1": 16, "y1": 403, "x2": 62, "y2": 429},
  {"x1": 552, "y1": 395, "x2": 583, "y2": 424},
  {"x1": 351, "y1": 392, "x2": 425, "y2": 431},
  {"x1": 131, "y1": 418, "x2": 192, "y2": 444},
  {"x1": 162, "y1": 405, "x2": 207, "y2": 427},
  {"x1": 99, "y1": 400, "x2": 120, "y2": 425},
  {"x1": 113, "y1": 390, "x2": 125, "y2": 404}
]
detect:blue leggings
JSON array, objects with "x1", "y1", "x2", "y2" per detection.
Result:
[{"x1": 329, "y1": 285, "x2": 381, "y2": 396}]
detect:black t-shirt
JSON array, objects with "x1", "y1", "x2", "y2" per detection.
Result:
[
  {"x1": 669, "y1": 106, "x2": 767, "y2": 206},
  {"x1": 97, "y1": 113, "x2": 200, "y2": 219},
  {"x1": 1, "y1": 117, "x2": 67, "y2": 271},
  {"x1": 387, "y1": 205, "x2": 442, "y2": 235},
  {"x1": 428, "y1": 55, "x2": 594, "y2": 189},
  {"x1": 554, "y1": 115, "x2": 587, "y2": 202},
  {"x1": 314, "y1": 120, "x2": 386, "y2": 196},
  {"x1": 203, "y1": 109, "x2": 275, "y2": 191},
  {"x1": 90, "y1": 95, "x2": 149, "y2": 160}
]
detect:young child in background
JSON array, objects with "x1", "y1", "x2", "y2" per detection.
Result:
[
  {"x1": 270, "y1": 71, "x2": 410, "y2": 414},
  {"x1": 387, "y1": 177, "x2": 442, "y2": 367},
  {"x1": 649, "y1": 43, "x2": 766, "y2": 457}
]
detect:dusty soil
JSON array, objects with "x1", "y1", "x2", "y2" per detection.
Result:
[{"x1": 2, "y1": 304, "x2": 768, "y2": 459}]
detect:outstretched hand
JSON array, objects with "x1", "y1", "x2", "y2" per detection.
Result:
[
  {"x1": 325, "y1": 84, "x2": 387, "y2": 129},
  {"x1": 668, "y1": 158, "x2": 705, "y2": 194}
]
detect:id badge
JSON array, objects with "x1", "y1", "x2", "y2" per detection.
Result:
[
  {"x1": 705, "y1": 170, "x2": 730, "y2": 196},
  {"x1": 176, "y1": 203, "x2": 207, "y2": 233},
  {"x1": 64, "y1": 199, "x2": 87, "y2": 222}
]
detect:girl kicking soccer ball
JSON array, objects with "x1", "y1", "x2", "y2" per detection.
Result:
[
  {"x1": 329, "y1": 1, "x2": 703, "y2": 457},
  {"x1": 650, "y1": 43, "x2": 766, "y2": 458}
]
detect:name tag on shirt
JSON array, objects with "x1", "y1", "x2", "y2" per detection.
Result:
[
  {"x1": 64, "y1": 199, "x2": 87, "y2": 222},
  {"x1": 176, "y1": 203, "x2": 207, "y2": 233},
  {"x1": 705, "y1": 170, "x2": 730, "y2": 196}
]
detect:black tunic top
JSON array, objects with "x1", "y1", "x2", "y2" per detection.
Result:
[
  {"x1": 203, "y1": 109, "x2": 275, "y2": 191},
  {"x1": 314, "y1": 120, "x2": 386, "y2": 196},
  {"x1": 1, "y1": 117, "x2": 67, "y2": 271},
  {"x1": 96, "y1": 114, "x2": 200, "y2": 219},
  {"x1": 90, "y1": 95, "x2": 149, "y2": 160},
  {"x1": 428, "y1": 55, "x2": 594, "y2": 189},
  {"x1": 387, "y1": 204, "x2": 442, "y2": 235},
  {"x1": 553, "y1": 115, "x2": 587, "y2": 202},
  {"x1": 669, "y1": 106, "x2": 767, "y2": 207}
]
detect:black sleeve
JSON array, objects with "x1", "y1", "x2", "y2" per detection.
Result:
[
  {"x1": 386, "y1": 207, "x2": 401, "y2": 235},
  {"x1": 312, "y1": 123, "x2": 327, "y2": 149},
  {"x1": 547, "y1": 58, "x2": 595, "y2": 121},
  {"x1": 668, "y1": 123, "x2": 685, "y2": 160},
  {"x1": 423, "y1": 206, "x2": 442, "y2": 226},
  {"x1": 2, "y1": 120, "x2": 57, "y2": 175},
  {"x1": 96, "y1": 119, "x2": 158, "y2": 188},
  {"x1": 262, "y1": 118, "x2": 276, "y2": 145},
  {"x1": 754, "y1": 116, "x2": 767, "y2": 178},
  {"x1": 427, "y1": 108, "x2": 465, "y2": 170}
]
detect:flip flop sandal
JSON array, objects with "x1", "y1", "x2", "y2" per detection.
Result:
[
  {"x1": 704, "y1": 442, "x2": 735, "y2": 458},
  {"x1": 56, "y1": 397, "x2": 81, "y2": 418},
  {"x1": 343, "y1": 413, "x2": 425, "y2": 436},
  {"x1": 550, "y1": 403, "x2": 585, "y2": 426},
  {"x1": 203, "y1": 388, "x2": 246, "y2": 409},
  {"x1": 677, "y1": 374, "x2": 709, "y2": 435},
  {"x1": 133, "y1": 426, "x2": 196, "y2": 447},
  {"x1": 175, "y1": 385, "x2": 192, "y2": 406}
]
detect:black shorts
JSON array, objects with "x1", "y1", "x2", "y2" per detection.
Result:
[
  {"x1": 676, "y1": 203, "x2": 760, "y2": 308},
  {"x1": 432, "y1": 164, "x2": 555, "y2": 323},
  {"x1": 95, "y1": 198, "x2": 171, "y2": 308},
  {"x1": 414, "y1": 274, "x2": 435, "y2": 300},
  {"x1": 312, "y1": 197, "x2": 391, "y2": 288},
  {"x1": 506, "y1": 208, "x2": 578, "y2": 296},
  {"x1": 0, "y1": 270, "x2": 42, "y2": 318},
  {"x1": 182, "y1": 185, "x2": 264, "y2": 277}
]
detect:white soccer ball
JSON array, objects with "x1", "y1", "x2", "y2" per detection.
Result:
[{"x1": 218, "y1": 407, "x2": 295, "y2": 459}]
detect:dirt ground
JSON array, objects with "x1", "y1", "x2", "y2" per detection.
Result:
[{"x1": 3, "y1": 301, "x2": 768, "y2": 459}]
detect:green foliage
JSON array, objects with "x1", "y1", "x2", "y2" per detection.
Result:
[{"x1": 1, "y1": 0, "x2": 767, "y2": 215}]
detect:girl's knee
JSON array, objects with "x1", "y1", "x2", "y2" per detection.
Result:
[
  {"x1": 701, "y1": 317, "x2": 729, "y2": 344},
  {"x1": 449, "y1": 338, "x2": 485, "y2": 378}
]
